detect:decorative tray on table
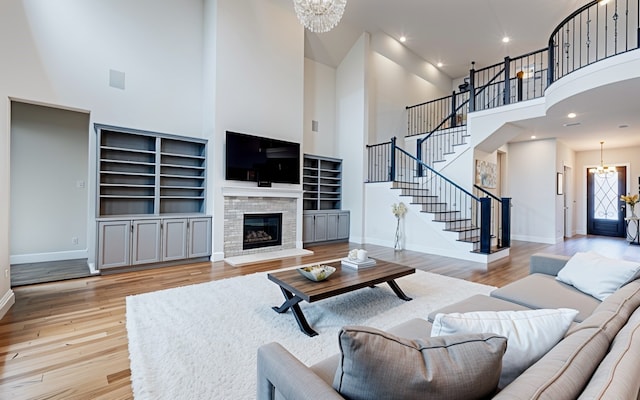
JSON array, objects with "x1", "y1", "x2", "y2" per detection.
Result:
[{"x1": 297, "y1": 265, "x2": 336, "y2": 282}]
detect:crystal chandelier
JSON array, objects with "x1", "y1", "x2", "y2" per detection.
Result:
[
  {"x1": 293, "y1": 0, "x2": 347, "y2": 33},
  {"x1": 590, "y1": 141, "x2": 615, "y2": 176}
]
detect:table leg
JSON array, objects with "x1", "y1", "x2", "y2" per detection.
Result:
[
  {"x1": 272, "y1": 287, "x2": 318, "y2": 337},
  {"x1": 387, "y1": 280, "x2": 412, "y2": 301}
]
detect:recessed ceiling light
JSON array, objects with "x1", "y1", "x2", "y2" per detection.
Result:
[
  {"x1": 502, "y1": 36, "x2": 510, "y2": 43},
  {"x1": 399, "y1": 36, "x2": 406, "y2": 43},
  {"x1": 531, "y1": 135, "x2": 536, "y2": 139},
  {"x1": 567, "y1": 112, "x2": 576, "y2": 118},
  {"x1": 436, "y1": 62, "x2": 443, "y2": 67}
]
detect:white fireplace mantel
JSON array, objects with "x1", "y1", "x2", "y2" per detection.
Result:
[{"x1": 221, "y1": 186, "x2": 303, "y2": 199}]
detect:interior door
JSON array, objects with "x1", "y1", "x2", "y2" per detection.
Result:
[{"x1": 587, "y1": 166, "x2": 626, "y2": 237}]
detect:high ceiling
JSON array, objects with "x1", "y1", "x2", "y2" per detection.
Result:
[{"x1": 280, "y1": 0, "x2": 640, "y2": 152}]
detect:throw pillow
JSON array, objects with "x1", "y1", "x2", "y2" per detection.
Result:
[
  {"x1": 556, "y1": 251, "x2": 640, "y2": 301},
  {"x1": 333, "y1": 326, "x2": 506, "y2": 400},
  {"x1": 431, "y1": 308, "x2": 578, "y2": 388}
]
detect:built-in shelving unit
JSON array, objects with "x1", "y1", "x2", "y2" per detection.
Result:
[
  {"x1": 159, "y1": 138, "x2": 206, "y2": 214},
  {"x1": 95, "y1": 125, "x2": 210, "y2": 272},
  {"x1": 303, "y1": 154, "x2": 342, "y2": 211},
  {"x1": 98, "y1": 127, "x2": 207, "y2": 216},
  {"x1": 302, "y1": 154, "x2": 349, "y2": 244}
]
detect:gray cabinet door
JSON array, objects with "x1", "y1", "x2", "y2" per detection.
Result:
[
  {"x1": 337, "y1": 211, "x2": 350, "y2": 239},
  {"x1": 188, "y1": 217, "x2": 212, "y2": 258},
  {"x1": 314, "y1": 213, "x2": 328, "y2": 242},
  {"x1": 98, "y1": 220, "x2": 131, "y2": 269},
  {"x1": 326, "y1": 213, "x2": 339, "y2": 241},
  {"x1": 131, "y1": 219, "x2": 161, "y2": 265},
  {"x1": 162, "y1": 218, "x2": 188, "y2": 261},
  {"x1": 303, "y1": 214, "x2": 315, "y2": 243}
]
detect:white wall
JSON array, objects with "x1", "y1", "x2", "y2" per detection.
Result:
[
  {"x1": 10, "y1": 102, "x2": 89, "y2": 261},
  {"x1": 370, "y1": 52, "x2": 449, "y2": 144},
  {"x1": 303, "y1": 58, "x2": 337, "y2": 157},
  {"x1": 0, "y1": 0, "x2": 205, "y2": 316},
  {"x1": 507, "y1": 139, "x2": 558, "y2": 243},
  {"x1": 337, "y1": 34, "x2": 369, "y2": 244},
  {"x1": 369, "y1": 32, "x2": 451, "y2": 145},
  {"x1": 209, "y1": 0, "x2": 305, "y2": 260}
]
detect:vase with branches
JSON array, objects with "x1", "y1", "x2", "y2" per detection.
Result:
[{"x1": 391, "y1": 202, "x2": 407, "y2": 250}]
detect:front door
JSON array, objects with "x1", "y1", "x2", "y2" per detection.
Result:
[{"x1": 587, "y1": 166, "x2": 626, "y2": 237}]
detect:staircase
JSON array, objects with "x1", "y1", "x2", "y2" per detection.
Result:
[
  {"x1": 366, "y1": 106, "x2": 510, "y2": 260},
  {"x1": 395, "y1": 182, "x2": 480, "y2": 245},
  {"x1": 364, "y1": 0, "x2": 639, "y2": 262}
]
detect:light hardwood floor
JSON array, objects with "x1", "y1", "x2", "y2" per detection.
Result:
[{"x1": 1, "y1": 236, "x2": 638, "y2": 399}]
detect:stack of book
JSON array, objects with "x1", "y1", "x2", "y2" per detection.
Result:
[{"x1": 341, "y1": 257, "x2": 377, "y2": 269}]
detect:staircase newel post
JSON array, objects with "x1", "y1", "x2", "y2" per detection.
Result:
[
  {"x1": 480, "y1": 197, "x2": 491, "y2": 254},
  {"x1": 500, "y1": 197, "x2": 511, "y2": 248},
  {"x1": 450, "y1": 91, "x2": 457, "y2": 128},
  {"x1": 469, "y1": 62, "x2": 476, "y2": 112},
  {"x1": 389, "y1": 136, "x2": 396, "y2": 182},
  {"x1": 503, "y1": 56, "x2": 511, "y2": 106}
]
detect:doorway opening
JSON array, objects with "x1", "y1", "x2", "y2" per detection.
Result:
[{"x1": 9, "y1": 101, "x2": 92, "y2": 286}]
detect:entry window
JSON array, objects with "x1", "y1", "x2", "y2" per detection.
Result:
[{"x1": 593, "y1": 171, "x2": 619, "y2": 220}]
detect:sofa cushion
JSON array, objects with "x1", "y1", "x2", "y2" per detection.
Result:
[
  {"x1": 333, "y1": 326, "x2": 506, "y2": 400},
  {"x1": 578, "y1": 306, "x2": 640, "y2": 399},
  {"x1": 493, "y1": 327, "x2": 610, "y2": 400},
  {"x1": 566, "y1": 280, "x2": 640, "y2": 339},
  {"x1": 310, "y1": 318, "x2": 433, "y2": 387},
  {"x1": 556, "y1": 251, "x2": 640, "y2": 301},
  {"x1": 431, "y1": 308, "x2": 577, "y2": 388},
  {"x1": 427, "y1": 294, "x2": 531, "y2": 322},
  {"x1": 491, "y1": 273, "x2": 600, "y2": 322}
]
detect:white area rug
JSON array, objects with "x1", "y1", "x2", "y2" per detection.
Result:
[{"x1": 126, "y1": 269, "x2": 495, "y2": 399}]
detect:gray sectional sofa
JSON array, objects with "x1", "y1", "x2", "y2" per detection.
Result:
[{"x1": 257, "y1": 253, "x2": 640, "y2": 399}]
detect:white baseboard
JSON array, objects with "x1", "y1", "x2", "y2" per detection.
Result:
[
  {"x1": 510, "y1": 234, "x2": 556, "y2": 244},
  {"x1": 0, "y1": 289, "x2": 15, "y2": 320},
  {"x1": 10, "y1": 250, "x2": 88, "y2": 265},
  {"x1": 88, "y1": 262, "x2": 100, "y2": 275}
]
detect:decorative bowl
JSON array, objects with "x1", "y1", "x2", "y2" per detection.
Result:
[{"x1": 297, "y1": 265, "x2": 336, "y2": 282}]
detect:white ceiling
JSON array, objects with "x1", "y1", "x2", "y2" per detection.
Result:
[{"x1": 280, "y1": 0, "x2": 640, "y2": 152}]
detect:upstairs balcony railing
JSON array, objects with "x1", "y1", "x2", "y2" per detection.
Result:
[{"x1": 407, "y1": 0, "x2": 639, "y2": 137}]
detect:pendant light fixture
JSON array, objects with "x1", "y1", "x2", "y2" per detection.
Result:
[
  {"x1": 589, "y1": 141, "x2": 615, "y2": 176},
  {"x1": 293, "y1": 0, "x2": 347, "y2": 33}
]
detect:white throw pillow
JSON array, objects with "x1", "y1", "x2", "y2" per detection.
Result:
[
  {"x1": 556, "y1": 251, "x2": 640, "y2": 301},
  {"x1": 431, "y1": 308, "x2": 578, "y2": 388}
]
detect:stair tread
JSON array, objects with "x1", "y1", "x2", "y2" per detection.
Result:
[
  {"x1": 433, "y1": 218, "x2": 470, "y2": 222},
  {"x1": 445, "y1": 227, "x2": 479, "y2": 233}
]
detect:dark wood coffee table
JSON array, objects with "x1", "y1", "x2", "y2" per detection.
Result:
[{"x1": 267, "y1": 259, "x2": 415, "y2": 336}]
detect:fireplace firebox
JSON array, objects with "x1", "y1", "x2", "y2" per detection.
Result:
[{"x1": 243, "y1": 213, "x2": 282, "y2": 250}]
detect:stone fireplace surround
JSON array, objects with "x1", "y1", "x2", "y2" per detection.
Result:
[{"x1": 222, "y1": 186, "x2": 303, "y2": 258}]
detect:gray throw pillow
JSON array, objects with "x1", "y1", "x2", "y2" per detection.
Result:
[{"x1": 333, "y1": 325, "x2": 506, "y2": 400}]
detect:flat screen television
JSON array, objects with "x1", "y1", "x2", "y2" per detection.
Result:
[{"x1": 225, "y1": 131, "x2": 300, "y2": 184}]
